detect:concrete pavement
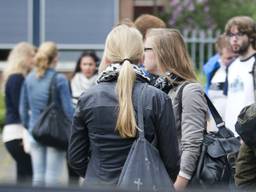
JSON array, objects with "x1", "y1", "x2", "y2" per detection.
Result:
[
  {"x1": 0, "y1": 135, "x2": 15, "y2": 184},
  {"x1": 0, "y1": 135, "x2": 69, "y2": 186}
]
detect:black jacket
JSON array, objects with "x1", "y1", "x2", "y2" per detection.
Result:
[{"x1": 68, "y1": 80, "x2": 180, "y2": 185}]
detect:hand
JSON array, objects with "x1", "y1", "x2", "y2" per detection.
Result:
[{"x1": 174, "y1": 176, "x2": 189, "y2": 192}]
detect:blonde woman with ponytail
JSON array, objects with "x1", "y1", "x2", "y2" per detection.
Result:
[
  {"x1": 2, "y1": 42, "x2": 35, "y2": 184},
  {"x1": 19, "y1": 42, "x2": 73, "y2": 186},
  {"x1": 68, "y1": 25, "x2": 179, "y2": 187}
]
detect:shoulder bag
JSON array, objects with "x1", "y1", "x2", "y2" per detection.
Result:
[
  {"x1": 117, "y1": 84, "x2": 175, "y2": 192},
  {"x1": 32, "y1": 72, "x2": 72, "y2": 150},
  {"x1": 177, "y1": 82, "x2": 240, "y2": 188}
]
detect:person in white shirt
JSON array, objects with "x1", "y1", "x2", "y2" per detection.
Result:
[
  {"x1": 207, "y1": 34, "x2": 237, "y2": 131},
  {"x1": 224, "y1": 16, "x2": 256, "y2": 190},
  {"x1": 224, "y1": 16, "x2": 256, "y2": 137},
  {"x1": 71, "y1": 51, "x2": 99, "y2": 106}
]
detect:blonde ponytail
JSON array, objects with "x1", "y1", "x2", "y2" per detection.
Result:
[
  {"x1": 34, "y1": 41, "x2": 58, "y2": 78},
  {"x1": 35, "y1": 52, "x2": 49, "y2": 77},
  {"x1": 116, "y1": 60, "x2": 137, "y2": 138},
  {"x1": 103, "y1": 25, "x2": 144, "y2": 138}
]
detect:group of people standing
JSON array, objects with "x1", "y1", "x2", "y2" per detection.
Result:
[
  {"x1": 2, "y1": 42, "x2": 99, "y2": 186},
  {"x1": 2, "y1": 13, "x2": 256, "y2": 191},
  {"x1": 205, "y1": 16, "x2": 256, "y2": 189}
]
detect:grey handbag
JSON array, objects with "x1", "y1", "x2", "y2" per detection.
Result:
[{"x1": 117, "y1": 84, "x2": 175, "y2": 192}]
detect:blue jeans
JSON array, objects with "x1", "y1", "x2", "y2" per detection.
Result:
[{"x1": 30, "y1": 139, "x2": 65, "y2": 186}]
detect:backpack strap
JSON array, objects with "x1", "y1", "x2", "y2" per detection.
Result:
[{"x1": 136, "y1": 83, "x2": 147, "y2": 139}]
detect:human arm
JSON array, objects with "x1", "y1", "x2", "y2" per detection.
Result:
[
  {"x1": 19, "y1": 81, "x2": 30, "y2": 129},
  {"x1": 67, "y1": 97, "x2": 90, "y2": 177},
  {"x1": 56, "y1": 74, "x2": 74, "y2": 120},
  {"x1": 174, "y1": 83, "x2": 208, "y2": 191},
  {"x1": 8, "y1": 75, "x2": 24, "y2": 118}
]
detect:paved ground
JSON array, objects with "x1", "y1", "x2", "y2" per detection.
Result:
[
  {"x1": 0, "y1": 135, "x2": 68, "y2": 186},
  {"x1": 0, "y1": 135, "x2": 15, "y2": 184}
]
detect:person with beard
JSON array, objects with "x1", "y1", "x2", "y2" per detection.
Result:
[
  {"x1": 224, "y1": 16, "x2": 256, "y2": 189},
  {"x1": 224, "y1": 16, "x2": 256, "y2": 136}
]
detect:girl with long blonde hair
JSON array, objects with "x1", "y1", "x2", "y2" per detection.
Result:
[
  {"x1": 144, "y1": 28, "x2": 208, "y2": 191},
  {"x1": 68, "y1": 25, "x2": 180, "y2": 186},
  {"x1": 2, "y1": 42, "x2": 35, "y2": 184}
]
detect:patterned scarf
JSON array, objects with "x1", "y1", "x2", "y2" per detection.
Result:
[
  {"x1": 153, "y1": 72, "x2": 184, "y2": 94},
  {"x1": 97, "y1": 63, "x2": 150, "y2": 83}
]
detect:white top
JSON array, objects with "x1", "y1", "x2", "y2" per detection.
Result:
[
  {"x1": 71, "y1": 73, "x2": 98, "y2": 106},
  {"x1": 2, "y1": 124, "x2": 24, "y2": 143},
  {"x1": 224, "y1": 55, "x2": 256, "y2": 136},
  {"x1": 208, "y1": 63, "x2": 228, "y2": 132},
  {"x1": 211, "y1": 62, "x2": 227, "y2": 84},
  {"x1": 208, "y1": 63, "x2": 227, "y2": 117}
]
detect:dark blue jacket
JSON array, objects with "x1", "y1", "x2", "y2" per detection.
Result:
[{"x1": 5, "y1": 73, "x2": 24, "y2": 125}]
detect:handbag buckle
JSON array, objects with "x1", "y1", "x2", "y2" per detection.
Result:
[{"x1": 216, "y1": 122, "x2": 225, "y2": 128}]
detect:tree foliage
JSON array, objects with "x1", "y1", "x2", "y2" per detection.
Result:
[{"x1": 164, "y1": 0, "x2": 256, "y2": 31}]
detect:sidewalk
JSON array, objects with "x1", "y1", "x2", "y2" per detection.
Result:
[
  {"x1": 0, "y1": 135, "x2": 15, "y2": 184},
  {"x1": 0, "y1": 135, "x2": 68, "y2": 185}
]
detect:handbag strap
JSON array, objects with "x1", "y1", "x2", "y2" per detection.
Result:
[
  {"x1": 136, "y1": 83, "x2": 147, "y2": 139},
  {"x1": 178, "y1": 82, "x2": 232, "y2": 137},
  {"x1": 47, "y1": 72, "x2": 58, "y2": 105},
  {"x1": 204, "y1": 94, "x2": 224, "y2": 129}
]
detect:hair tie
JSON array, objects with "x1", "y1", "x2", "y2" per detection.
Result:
[{"x1": 120, "y1": 58, "x2": 132, "y2": 65}]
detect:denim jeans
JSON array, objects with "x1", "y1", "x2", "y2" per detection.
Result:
[{"x1": 30, "y1": 138, "x2": 65, "y2": 186}]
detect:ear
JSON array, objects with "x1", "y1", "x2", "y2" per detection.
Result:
[{"x1": 139, "y1": 57, "x2": 144, "y2": 64}]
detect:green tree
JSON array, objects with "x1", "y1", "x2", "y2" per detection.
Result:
[{"x1": 166, "y1": 0, "x2": 256, "y2": 31}]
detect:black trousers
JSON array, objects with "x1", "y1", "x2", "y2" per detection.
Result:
[{"x1": 5, "y1": 139, "x2": 32, "y2": 184}]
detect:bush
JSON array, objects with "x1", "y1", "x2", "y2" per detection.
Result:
[
  {"x1": 0, "y1": 92, "x2": 5, "y2": 131},
  {"x1": 167, "y1": 0, "x2": 256, "y2": 31},
  {"x1": 196, "y1": 69, "x2": 206, "y2": 88}
]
